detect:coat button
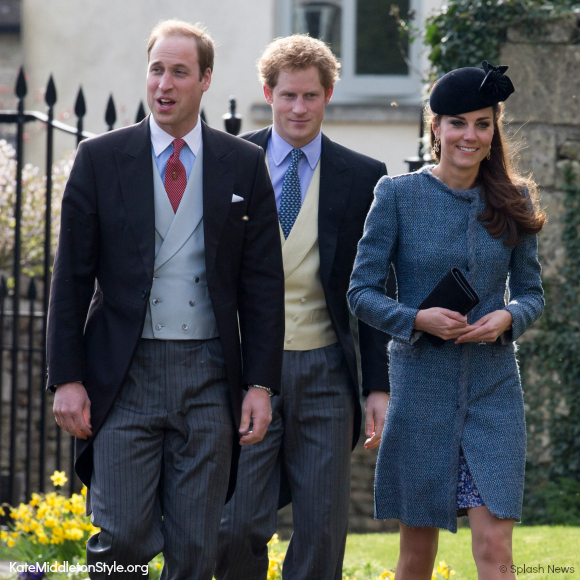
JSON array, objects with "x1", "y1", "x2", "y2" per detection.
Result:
[
  {"x1": 195, "y1": 277, "x2": 200, "y2": 283},
  {"x1": 189, "y1": 300, "x2": 195, "y2": 307},
  {"x1": 152, "y1": 298, "x2": 159, "y2": 305},
  {"x1": 300, "y1": 297, "x2": 306, "y2": 303},
  {"x1": 155, "y1": 324, "x2": 162, "y2": 331},
  {"x1": 292, "y1": 315, "x2": 298, "y2": 321},
  {"x1": 182, "y1": 324, "x2": 188, "y2": 331}
]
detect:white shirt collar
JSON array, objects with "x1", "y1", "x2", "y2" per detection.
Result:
[
  {"x1": 149, "y1": 115, "x2": 202, "y2": 157},
  {"x1": 270, "y1": 125, "x2": 321, "y2": 170}
]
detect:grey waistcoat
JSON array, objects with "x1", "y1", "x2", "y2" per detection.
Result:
[{"x1": 142, "y1": 145, "x2": 219, "y2": 340}]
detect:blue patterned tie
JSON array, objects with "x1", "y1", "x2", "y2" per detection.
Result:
[{"x1": 279, "y1": 148, "x2": 304, "y2": 239}]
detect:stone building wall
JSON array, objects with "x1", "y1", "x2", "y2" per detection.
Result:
[{"x1": 500, "y1": 16, "x2": 580, "y2": 465}]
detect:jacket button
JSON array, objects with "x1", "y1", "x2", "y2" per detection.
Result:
[
  {"x1": 300, "y1": 297, "x2": 306, "y2": 303},
  {"x1": 182, "y1": 324, "x2": 188, "y2": 331},
  {"x1": 195, "y1": 277, "x2": 200, "y2": 283},
  {"x1": 155, "y1": 324, "x2": 162, "y2": 331},
  {"x1": 152, "y1": 298, "x2": 159, "y2": 305},
  {"x1": 141, "y1": 290, "x2": 147, "y2": 299},
  {"x1": 189, "y1": 300, "x2": 195, "y2": 307},
  {"x1": 292, "y1": 315, "x2": 298, "y2": 321}
]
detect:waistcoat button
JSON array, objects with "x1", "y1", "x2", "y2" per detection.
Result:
[
  {"x1": 195, "y1": 277, "x2": 200, "y2": 283},
  {"x1": 155, "y1": 324, "x2": 162, "y2": 331},
  {"x1": 182, "y1": 324, "x2": 188, "y2": 331},
  {"x1": 300, "y1": 297, "x2": 306, "y2": 303},
  {"x1": 189, "y1": 300, "x2": 195, "y2": 307},
  {"x1": 152, "y1": 298, "x2": 159, "y2": 305}
]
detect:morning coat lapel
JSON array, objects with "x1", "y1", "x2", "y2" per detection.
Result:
[
  {"x1": 114, "y1": 117, "x2": 155, "y2": 281},
  {"x1": 318, "y1": 134, "x2": 354, "y2": 287},
  {"x1": 201, "y1": 122, "x2": 237, "y2": 283}
]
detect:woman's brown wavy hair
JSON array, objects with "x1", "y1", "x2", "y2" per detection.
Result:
[{"x1": 429, "y1": 103, "x2": 546, "y2": 246}]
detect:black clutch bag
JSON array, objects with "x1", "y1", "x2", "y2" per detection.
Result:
[{"x1": 418, "y1": 268, "x2": 480, "y2": 346}]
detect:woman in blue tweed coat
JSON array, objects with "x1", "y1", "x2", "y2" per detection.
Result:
[{"x1": 348, "y1": 63, "x2": 545, "y2": 580}]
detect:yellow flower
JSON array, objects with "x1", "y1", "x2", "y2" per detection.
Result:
[
  {"x1": 45, "y1": 493, "x2": 58, "y2": 507},
  {"x1": 6, "y1": 538, "x2": 15, "y2": 548},
  {"x1": 30, "y1": 493, "x2": 41, "y2": 507},
  {"x1": 0, "y1": 506, "x2": 4, "y2": 516},
  {"x1": 44, "y1": 517, "x2": 57, "y2": 528},
  {"x1": 64, "y1": 528, "x2": 84, "y2": 541},
  {"x1": 81, "y1": 486, "x2": 87, "y2": 497},
  {"x1": 50, "y1": 470, "x2": 68, "y2": 487},
  {"x1": 0, "y1": 530, "x2": 8, "y2": 541}
]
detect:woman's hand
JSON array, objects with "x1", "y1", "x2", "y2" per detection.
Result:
[
  {"x1": 414, "y1": 308, "x2": 469, "y2": 340},
  {"x1": 455, "y1": 310, "x2": 513, "y2": 344}
]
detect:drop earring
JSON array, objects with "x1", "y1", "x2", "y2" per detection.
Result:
[
  {"x1": 432, "y1": 138, "x2": 440, "y2": 157},
  {"x1": 486, "y1": 149, "x2": 491, "y2": 160}
]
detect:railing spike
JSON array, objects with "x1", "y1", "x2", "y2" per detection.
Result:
[
  {"x1": 45, "y1": 75, "x2": 57, "y2": 107},
  {"x1": 27, "y1": 278, "x2": 37, "y2": 301},
  {"x1": 15, "y1": 67, "x2": 27, "y2": 99},
  {"x1": 223, "y1": 96, "x2": 242, "y2": 136},
  {"x1": 135, "y1": 101, "x2": 146, "y2": 123},
  {"x1": 74, "y1": 87, "x2": 86, "y2": 118},
  {"x1": 105, "y1": 94, "x2": 117, "y2": 131}
]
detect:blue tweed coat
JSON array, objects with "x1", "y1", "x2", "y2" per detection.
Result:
[{"x1": 347, "y1": 166, "x2": 544, "y2": 532}]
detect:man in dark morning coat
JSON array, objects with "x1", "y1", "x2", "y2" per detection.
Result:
[
  {"x1": 215, "y1": 35, "x2": 392, "y2": 580},
  {"x1": 47, "y1": 20, "x2": 284, "y2": 580}
]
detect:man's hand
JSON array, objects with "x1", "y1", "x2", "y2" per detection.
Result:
[
  {"x1": 53, "y1": 382, "x2": 92, "y2": 440},
  {"x1": 455, "y1": 310, "x2": 513, "y2": 344},
  {"x1": 364, "y1": 391, "x2": 390, "y2": 450},
  {"x1": 414, "y1": 307, "x2": 470, "y2": 341},
  {"x1": 239, "y1": 387, "x2": 272, "y2": 445}
]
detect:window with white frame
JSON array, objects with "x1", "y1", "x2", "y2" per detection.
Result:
[{"x1": 277, "y1": 0, "x2": 422, "y2": 103}]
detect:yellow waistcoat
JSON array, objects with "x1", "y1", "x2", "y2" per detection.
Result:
[{"x1": 272, "y1": 159, "x2": 338, "y2": 351}]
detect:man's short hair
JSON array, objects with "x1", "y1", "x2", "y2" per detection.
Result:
[
  {"x1": 258, "y1": 35, "x2": 340, "y2": 91},
  {"x1": 147, "y1": 19, "x2": 215, "y2": 79}
]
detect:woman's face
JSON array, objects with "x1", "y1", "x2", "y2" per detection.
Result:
[{"x1": 433, "y1": 107, "x2": 495, "y2": 171}]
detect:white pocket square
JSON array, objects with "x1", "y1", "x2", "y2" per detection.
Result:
[{"x1": 231, "y1": 194, "x2": 244, "y2": 203}]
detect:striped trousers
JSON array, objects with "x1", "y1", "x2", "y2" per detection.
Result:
[
  {"x1": 216, "y1": 343, "x2": 354, "y2": 580},
  {"x1": 87, "y1": 338, "x2": 233, "y2": 580}
]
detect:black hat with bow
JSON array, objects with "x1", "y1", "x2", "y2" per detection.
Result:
[{"x1": 429, "y1": 61, "x2": 515, "y2": 115}]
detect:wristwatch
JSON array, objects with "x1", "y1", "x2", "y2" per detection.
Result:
[{"x1": 247, "y1": 384, "x2": 274, "y2": 397}]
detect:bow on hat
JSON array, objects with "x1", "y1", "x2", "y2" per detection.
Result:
[{"x1": 480, "y1": 60, "x2": 515, "y2": 101}]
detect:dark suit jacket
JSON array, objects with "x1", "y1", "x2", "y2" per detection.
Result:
[
  {"x1": 47, "y1": 118, "x2": 285, "y2": 501},
  {"x1": 243, "y1": 127, "x2": 393, "y2": 449}
]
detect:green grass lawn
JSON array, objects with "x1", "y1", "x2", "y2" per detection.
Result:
[
  {"x1": 275, "y1": 527, "x2": 580, "y2": 579},
  {"x1": 1, "y1": 527, "x2": 578, "y2": 579}
]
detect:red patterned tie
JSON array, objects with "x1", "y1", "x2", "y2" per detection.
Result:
[{"x1": 164, "y1": 138, "x2": 187, "y2": 213}]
